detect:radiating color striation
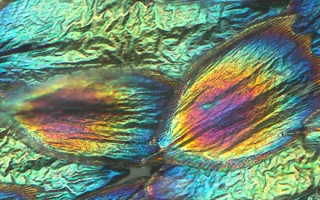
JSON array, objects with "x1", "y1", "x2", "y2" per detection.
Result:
[
  {"x1": 1, "y1": 69, "x2": 173, "y2": 166},
  {"x1": 157, "y1": 14, "x2": 320, "y2": 170}
]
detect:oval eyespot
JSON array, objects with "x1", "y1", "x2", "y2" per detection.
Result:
[
  {"x1": 157, "y1": 14, "x2": 320, "y2": 170},
  {"x1": 2, "y1": 69, "x2": 173, "y2": 166}
]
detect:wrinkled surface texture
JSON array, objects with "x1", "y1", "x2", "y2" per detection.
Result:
[
  {"x1": 0, "y1": 0, "x2": 320, "y2": 199},
  {"x1": 158, "y1": 15, "x2": 320, "y2": 169},
  {"x1": 78, "y1": 177, "x2": 148, "y2": 199},
  {"x1": 0, "y1": 0, "x2": 289, "y2": 91},
  {"x1": 4, "y1": 69, "x2": 171, "y2": 166},
  {"x1": 292, "y1": 0, "x2": 320, "y2": 56},
  {"x1": 0, "y1": 184, "x2": 38, "y2": 199}
]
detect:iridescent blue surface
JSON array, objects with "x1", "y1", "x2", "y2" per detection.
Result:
[
  {"x1": 292, "y1": 0, "x2": 320, "y2": 56},
  {"x1": 78, "y1": 178, "x2": 148, "y2": 200},
  {"x1": 0, "y1": 191, "x2": 28, "y2": 200},
  {"x1": 0, "y1": 0, "x2": 319, "y2": 199}
]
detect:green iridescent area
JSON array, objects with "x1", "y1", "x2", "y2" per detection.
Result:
[
  {"x1": 0, "y1": 114, "x2": 129, "y2": 199},
  {"x1": 0, "y1": 0, "x2": 289, "y2": 91},
  {"x1": 0, "y1": 0, "x2": 320, "y2": 199},
  {"x1": 147, "y1": 140, "x2": 320, "y2": 199}
]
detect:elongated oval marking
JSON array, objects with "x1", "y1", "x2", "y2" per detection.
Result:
[
  {"x1": 156, "y1": 14, "x2": 320, "y2": 169},
  {"x1": 2, "y1": 69, "x2": 173, "y2": 166}
]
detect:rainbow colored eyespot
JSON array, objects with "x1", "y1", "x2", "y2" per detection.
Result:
[
  {"x1": 2, "y1": 69, "x2": 173, "y2": 166},
  {"x1": 0, "y1": 0, "x2": 320, "y2": 199},
  {"x1": 156, "y1": 14, "x2": 320, "y2": 170}
]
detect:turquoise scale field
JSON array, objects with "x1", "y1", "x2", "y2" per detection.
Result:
[{"x1": 0, "y1": 0, "x2": 319, "y2": 199}]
